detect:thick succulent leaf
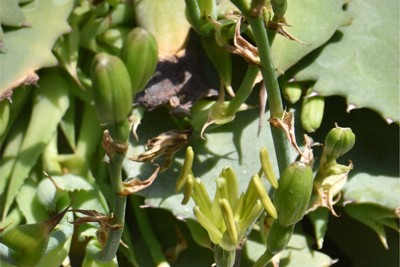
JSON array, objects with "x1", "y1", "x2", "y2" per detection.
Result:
[
  {"x1": 344, "y1": 204, "x2": 399, "y2": 249},
  {"x1": 342, "y1": 174, "x2": 399, "y2": 248},
  {"x1": 0, "y1": 0, "x2": 73, "y2": 96},
  {"x1": 271, "y1": 0, "x2": 347, "y2": 72},
  {"x1": 307, "y1": 208, "x2": 330, "y2": 249},
  {"x1": 133, "y1": 0, "x2": 191, "y2": 57},
  {"x1": 0, "y1": 0, "x2": 26, "y2": 27},
  {"x1": 294, "y1": 0, "x2": 399, "y2": 122},
  {"x1": 37, "y1": 214, "x2": 74, "y2": 267},
  {"x1": 50, "y1": 174, "x2": 94, "y2": 192},
  {"x1": 343, "y1": 175, "x2": 399, "y2": 209},
  {"x1": 16, "y1": 179, "x2": 49, "y2": 223},
  {"x1": 37, "y1": 174, "x2": 94, "y2": 211},
  {"x1": 1, "y1": 70, "x2": 70, "y2": 220}
]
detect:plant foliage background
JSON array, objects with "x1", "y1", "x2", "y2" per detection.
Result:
[{"x1": 0, "y1": 0, "x2": 399, "y2": 266}]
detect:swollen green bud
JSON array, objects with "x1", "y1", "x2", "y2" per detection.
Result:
[
  {"x1": 260, "y1": 147, "x2": 279, "y2": 189},
  {"x1": 274, "y1": 161, "x2": 313, "y2": 226},
  {"x1": 282, "y1": 82, "x2": 302, "y2": 104},
  {"x1": 120, "y1": 27, "x2": 158, "y2": 95},
  {"x1": 324, "y1": 126, "x2": 355, "y2": 160},
  {"x1": 219, "y1": 167, "x2": 239, "y2": 209},
  {"x1": 97, "y1": 27, "x2": 131, "y2": 55},
  {"x1": 301, "y1": 95, "x2": 325, "y2": 133},
  {"x1": 252, "y1": 174, "x2": 277, "y2": 219},
  {"x1": 176, "y1": 146, "x2": 194, "y2": 193},
  {"x1": 219, "y1": 199, "x2": 239, "y2": 249},
  {"x1": 91, "y1": 52, "x2": 133, "y2": 125}
]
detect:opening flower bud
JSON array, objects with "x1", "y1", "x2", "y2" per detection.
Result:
[{"x1": 324, "y1": 126, "x2": 355, "y2": 160}]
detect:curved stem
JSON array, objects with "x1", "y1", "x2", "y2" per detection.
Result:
[
  {"x1": 226, "y1": 65, "x2": 259, "y2": 116},
  {"x1": 252, "y1": 250, "x2": 274, "y2": 267}
]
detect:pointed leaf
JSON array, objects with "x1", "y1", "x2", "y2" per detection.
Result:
[
  {"x1": 0, "y1": 0, "x2": 73, "y2": 95},
  {"x1": 1, "y1": 70, "x2": 70, "y2": 219}
]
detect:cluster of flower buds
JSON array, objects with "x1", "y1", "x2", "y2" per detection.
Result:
[
  {"x1": 91, "y1": 27, "x2": 158, "y2": 147},
  {"x1": 311, "y1": 125, "x2": 356, "y2": 215},
  {"x1": 176, "y1": 146, "x2": 279, "y2": 266}
]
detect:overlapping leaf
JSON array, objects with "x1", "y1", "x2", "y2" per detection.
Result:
[
  {"x1": 0, "y1": 0, "x2": 73, "y2": 96},
  {"x1": 271, "y1": 0, "x2": 347, "y2": 72},
  {"x1": 294, "y1": 0, "x2": 399, "y2": 122}
]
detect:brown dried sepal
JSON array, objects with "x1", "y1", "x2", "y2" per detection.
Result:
[
  {"x1": 120, "y1": 164, "x2": 161, "y2": 196},
  {"x1": 69, "y1": 209, "x2": 123, "y2": 247},
  {"x1": 225, "y1": 17, "x2": 261, "y2": 65},
  {"x1": 267, "y1": 19, "x2": 309, "y2": 46},
  {"x1": 129, "y1": 129, "x2": 192, "y2": 171},
  {"x1": 102, "y1": 130, "x2": 128, "y2": 158},
  {"x1": 310, "y1": 162, "x2": 353, "y2": 216},
  {"x1": 268, "y1": 111, "x2": 312, "y2": 161}
]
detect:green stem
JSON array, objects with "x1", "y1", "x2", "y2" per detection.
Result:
[
  {"x1": 96, "y1": 151, "x2": 127, "y2": 262},
  {"x1": 252, "y1": 250, "x2": 274, "y2": 267},
  {"x1": 130, "y1": 195, "x2": 170, "y2": 266},
  {"x1": 214, "y1": 245, "x2": 236, "y2": 267},
  {"x1": 226, "y1": 65, "x2": 259, "y2": 116},
  {"x1": 246, "y1": 15, "x2": 291, "y2": 172},
  {"x1": 230, "y1": 0, "x2": 251, "y2": 14}
]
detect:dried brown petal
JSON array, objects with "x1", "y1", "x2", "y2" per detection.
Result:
[
  {"x1": 120, "y1": 165, "x2": 161, "y2": 195},
  {"x1": 268, "y1": 111, "x2": 311, "y2": 160},
  {"x1": 129, "y1": 129, "x2": 191, "y2": 171},
  {"x1": 224, "y1": 17, "x2": 261, "y2": 65}
]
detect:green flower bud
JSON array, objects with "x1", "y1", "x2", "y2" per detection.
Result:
[
  {"x1": 301, "y1": 95, "x2": 325, "y2": 133},
  {"x1": 324, "y1": 126, "x2": 355, "y2": 160},
  {"x1": 273, "y1": 161, "x2": 313, "y2": 226},
  {"x1": 252, "y1": 175, "x2": 277, "y2": 219},
  {"x1": 260, "y1": 147, "x2": 279, "y2": 189},
  {"x1": 91, "y1": 52, "x2": 133, "y2": 125},
  {"x1": 282, "y1": 82, "x2": 302, "y2": 104},
  {"x1": 219, "y1": 199, "x2": 239, "y2": 250},
  {"x1": 120, "y1": 27, "x2": 158, "y2": 95},
  {"x1": 176, "y1": 146, "x2": 194, "y2": 193}
]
